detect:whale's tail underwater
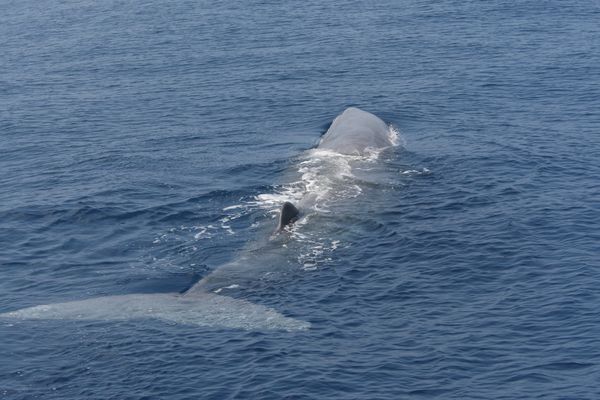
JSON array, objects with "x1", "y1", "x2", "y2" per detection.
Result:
[
  {"x1": 0, "y1": 107, "x2": 396, "y2": 331},
  {"x1": 1, "y1": 290, "x2": 311, "y2": 331}
]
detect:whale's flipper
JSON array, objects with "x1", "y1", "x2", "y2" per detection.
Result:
[
  {"x1": 0, "y1": 292, "x2": 310, "y2": 331},
  {"x1": 278, "y1": 202, "x2": 299, "y2": 231}
]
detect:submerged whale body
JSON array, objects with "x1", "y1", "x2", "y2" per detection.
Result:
[{"x1": 0, "y1": 107, "x2": 394, "y2": 331}]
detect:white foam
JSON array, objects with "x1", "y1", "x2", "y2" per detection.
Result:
[
  {"x1": 222, "y1": 204, "x2": 244, "y2": 211},
  {"x1": 213, "y1": 284, "x2": 240, "y2": 293},
  {"x1": 254, "y1": 149, "x2": 369, "y2": 215},
  {"x1": 194, "y1": 227, "x2": 211, "y2": 240},
  {"x1": 401, "y1": 167, "x2": 431, "y2": 175},
  {"x1": 388, "y1": 124, "x2": 402, "y2": 147}
]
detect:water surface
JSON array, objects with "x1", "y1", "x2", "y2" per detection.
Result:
[{"x1": 1, "y1": 0, "x2": 599, "y2": 398}]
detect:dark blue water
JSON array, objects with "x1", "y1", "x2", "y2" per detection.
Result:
[{"x1": 2, "y1": 0, "x2": 600, "y2": 398}]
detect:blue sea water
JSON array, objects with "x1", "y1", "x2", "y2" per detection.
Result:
[{"x1": 1, "y1": 0, "x2": 600, "y2": 398}]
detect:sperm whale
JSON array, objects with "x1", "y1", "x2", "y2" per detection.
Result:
[{"x1": 0, "y1": 107, "x2": 396, "y2": 331}]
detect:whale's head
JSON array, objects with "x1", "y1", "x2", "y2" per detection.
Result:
[{"x1": 318, "y1": 107, "x2": 393, "y2": 156}]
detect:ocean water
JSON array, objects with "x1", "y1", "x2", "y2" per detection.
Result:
[{"x1": 1, "y1": 0, "x2": 600, "y2": 398}]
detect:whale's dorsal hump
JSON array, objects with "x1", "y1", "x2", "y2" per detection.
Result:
[{"x1": 278, "y1": 202, "x2": 299, "y2": 231}]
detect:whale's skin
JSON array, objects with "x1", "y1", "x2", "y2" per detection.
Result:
[
  {"x1": 0, "y1": 107, "x2": 393, "y2": 331},
  {"x1": 318, "y1": 107, "x2": 392, "y2": 156}
]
